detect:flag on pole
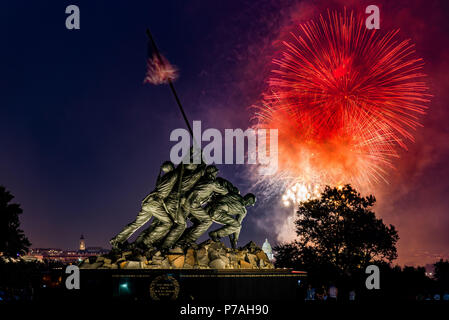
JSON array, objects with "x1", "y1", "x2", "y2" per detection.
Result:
[{"x1": 143, "y1": 53, "x2": 178, "y2": 85}]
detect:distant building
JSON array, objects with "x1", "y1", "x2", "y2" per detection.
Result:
[
  {"x1": 79, "y1": 234, "x2": 86, "y2": 251},
  {"x1": 262, "y1": 238, "x2": 274, "y2": 261},
  {"x1": 25, "y1": 235, "x2": 109, "y2": 264},
  {"x1": 27, "y1": 248, "x2": 81, "y2": 263},
  {"x1": 30, "y1": 248, "x2": 63, "y2": 255}
]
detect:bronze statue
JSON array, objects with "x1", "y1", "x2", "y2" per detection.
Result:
[
  {"x1": 216, "y1": 177, "x2": 240, "y2": 195},
  {"x1": 109, "y1": 161, "x2": 177, "y2": 250},
  {"x1": 158, "y1": 162, "x2": 206, "y2": 249},
  {"x1": 110, "y1": 155, "x2": 256, "y2": 253},
  {"x1": 177, "y1": 165, "x2": 228, "y2": 246},
  {"x1": 207, "y1": 193, "x2": 256, "y2": 249}
]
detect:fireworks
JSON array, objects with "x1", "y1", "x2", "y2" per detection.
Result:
[
  {"x1": 282, "y1": 182, "x2": 321, "y2": 207},
  {"x1": 269, "y1": 9, "x2": 429, "y2": 145},
  {"x1": 253, "y1": 9, "x2": 430, "y2": 192}
]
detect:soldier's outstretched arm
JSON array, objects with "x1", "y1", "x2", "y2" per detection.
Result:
[
  {"x1": 237, "y1": 210, "x2": 247, "y2": 225},
  {"x1": 183, "y1": 163, "x2": 206, "y2": 194}
]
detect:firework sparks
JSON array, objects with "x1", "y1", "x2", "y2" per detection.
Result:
[
  {"x1": 277, "y1": 182, "x2": 322, "y2": 242},
  {"x1": 269, "y1": 10, "x2": 429, "y2": 146},
  {"x1": 252, "y1": 9, "x2": 430, "y2": 193},
  {"x1": 282, "y1": 182, "x2": 321, "y2": 207}
]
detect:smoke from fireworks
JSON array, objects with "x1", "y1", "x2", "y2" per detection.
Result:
[
  {"x1": 277, "y1": 181, "x2": 323, "y2": 242},
  {"x1": 252, "y1": 9, "x2": 430, "y2": 198}
]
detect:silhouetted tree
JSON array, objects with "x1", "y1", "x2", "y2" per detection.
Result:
[
  {"x1": 434, "y1": 259, "x2": 449, "y2": 289},
  {"x1": 274, "y1": 185, "x2": 398, "y2": 276},
  {"x1": 0, "y1": 186, "x2": 31, "y2": 256}
]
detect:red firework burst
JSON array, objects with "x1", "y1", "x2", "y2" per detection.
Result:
[{"x1": 254, "y1": 9, "x2": 430, "y2": 186}]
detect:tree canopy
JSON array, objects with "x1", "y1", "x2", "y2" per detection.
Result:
[
  {"x1": 275, "y1": 185, "x2": 398, "y2": 275},
  {"x1": 0, "y1": 186, "x2": 31, "y2": 257},
  {"x1": 434, "y1": 259, "x2": 449, "y2": 289}
]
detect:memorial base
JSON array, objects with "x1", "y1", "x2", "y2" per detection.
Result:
[{"x1": 75, "y1": 268, "x2": 307, "y2": 302}]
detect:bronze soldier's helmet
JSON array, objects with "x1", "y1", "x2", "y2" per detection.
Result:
[
  {"x1": 205, "y1": 165, "x2": 219, "y2": 178},
  {"x1": 161, "y1": 161, "x2": 175, "y2": 173},
  {"x1": 243, "y1": 193, "x2": 256, "y2": 206}
]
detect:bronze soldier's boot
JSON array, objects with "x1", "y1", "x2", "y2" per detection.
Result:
[{"x1": 209, "y1": 231, "x2": 220, "y2": 242}]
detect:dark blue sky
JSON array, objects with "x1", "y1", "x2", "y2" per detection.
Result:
[
  {"x1": 1, "y1": 1, "x2": 449, "y2": 266},
  {"x1": 0, "y1": 0, "x2": 278, "y2": 250}
]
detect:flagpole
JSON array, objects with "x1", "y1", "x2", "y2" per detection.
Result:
[
  {"x1": 145, "y1": 28, "x2": 194, "y2": 137},
  {"x1": 145, "y1": 28, "x2": 197, "y2": 229}
]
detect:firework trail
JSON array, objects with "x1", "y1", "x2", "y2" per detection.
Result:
[{"x1": 252, "y1": 9, "x2": 430, "y2": 198}]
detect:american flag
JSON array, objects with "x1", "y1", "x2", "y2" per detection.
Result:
[{"x1": 143, "y1": 53, "x2": 178, "y2": 85}]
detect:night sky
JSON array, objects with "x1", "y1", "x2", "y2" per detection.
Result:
[{"x1": 1, "y1": 0, "x2": 449, "y2": 266}]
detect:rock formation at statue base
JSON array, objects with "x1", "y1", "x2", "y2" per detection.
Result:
[{"x1": 79, "y1": 240, "x2": 274, "y2": 270}]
